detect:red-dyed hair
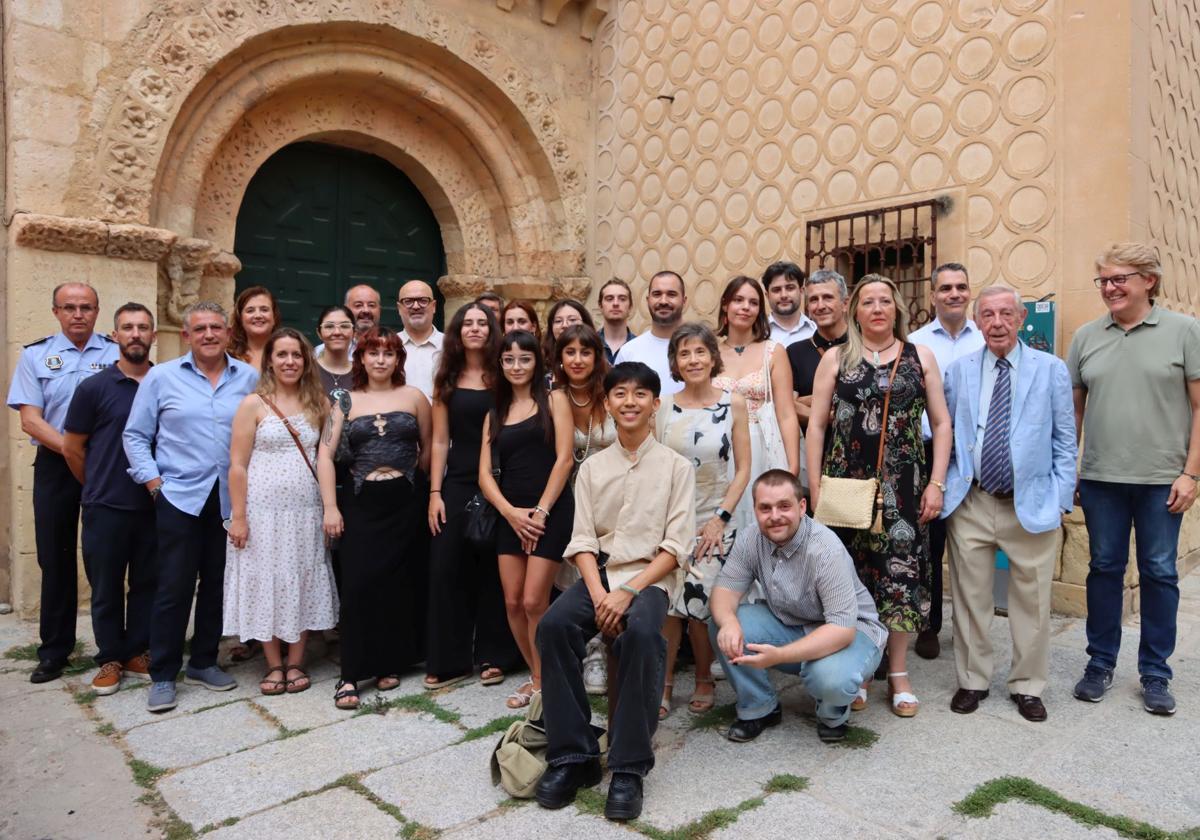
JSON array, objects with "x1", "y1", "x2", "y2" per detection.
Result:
[{"x1": 350, "y1": 327, "x2": 407, "y2": 390}]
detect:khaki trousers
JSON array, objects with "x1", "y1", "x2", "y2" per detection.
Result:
[{"x1": 946, "y1": 486, "x2": 1058, "y2": 697}]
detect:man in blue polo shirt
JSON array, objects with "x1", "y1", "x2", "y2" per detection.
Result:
[
  {"x1": 63, "y1": 302, "x2": 158, "y2": 697},
  {"x1": 123, "y1": 301, "x2": 258, "y2": 713}
]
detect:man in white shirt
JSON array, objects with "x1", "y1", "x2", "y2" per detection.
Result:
[
  {"x1": 396, "y1": 279, "x2": 443, "y2": 402},
  {"x1": 908, "y1": 262, "x2": 985, "y2": 660},
  {"x1": 763, "y1": 262, "x2": 815, "y2": 347},
  {"x1": 614, "y1": 271, "x2": 686, "y2": 396}
]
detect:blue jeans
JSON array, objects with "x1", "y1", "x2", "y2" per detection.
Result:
[
  {"x1": 1079, "y1": 480, "x2": 1182, "y2": 681},
  {"x1": 708, "y1": 603, "x2": 883, "y2": 728}
]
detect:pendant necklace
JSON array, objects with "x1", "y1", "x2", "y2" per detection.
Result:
[{"x1": 864, "y1": 338, "x2": 897, "y2": 365}]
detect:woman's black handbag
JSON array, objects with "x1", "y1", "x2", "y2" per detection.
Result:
[{"x1": 465, "y1": 438, "x2": 502, "y2": 550}]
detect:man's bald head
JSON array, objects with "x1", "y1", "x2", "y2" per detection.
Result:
[{"x1": 397, "y1": 279, "x2": 437, "y2": 336}]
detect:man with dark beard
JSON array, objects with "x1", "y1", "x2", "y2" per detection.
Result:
[
  {"x1": 63, "y1": 303, "x2": 158, "y2": 696},
  {"x1": 613, "y1": 270, "x2": 687, "y2": 396}
]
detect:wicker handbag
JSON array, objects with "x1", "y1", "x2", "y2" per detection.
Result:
[{"x1": 815, "y1": 350, "x2": 902, "y2": 534}]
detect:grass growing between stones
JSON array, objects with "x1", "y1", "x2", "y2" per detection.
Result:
[
  {"x1": 954, "y1": 776, "x2": 1191, "y2": 840},
  {"x1": 96, "y1": 721, "x2": 115, "y2": 737},
  {"x1": 73, "y1": 688, "x2": 98, "y2": 707},
  {"x1": 831, "y1": 724, "x2": 878, "y2": 749},
  {"x1": 315, "y1": 774, "x2": 440, "y2": 840},
  {"x1": 128, "y1": 758, "x2": 167, "y2": 789},
  {"x1": 4, "y1": 640, "x2": 92, "y2": 674},
  {"x1": 687, "y1": 702, "x2": 736, "y2": 731},
  {"x1": 357, "y1": 692, "x2": 462, "y2": 726},
  {"x1": 462, "y1": 714, "x2": 523, "y2": 742},
  {"x1": 763, "y1": 773, "x2": 808, "y2": 793}
]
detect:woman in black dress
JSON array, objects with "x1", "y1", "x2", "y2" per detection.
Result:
[
  {"x1": 479, "y1": 330, "x2": 575, "y2": 709},
  {"x1": 317, "y1": 327, "x2": 432, "y2": 710},
  {"x1": 424, "y1": 303, "x2": 521, "y2": 690}
]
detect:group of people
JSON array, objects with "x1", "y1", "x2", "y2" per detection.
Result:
[{"x1": 8, "y1": 240, "x2": 1195, "y2": 822}]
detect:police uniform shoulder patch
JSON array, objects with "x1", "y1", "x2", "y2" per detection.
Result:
[
  {"x1": 100, "y1": 334, "x2": 116, "y2": 343},
  {"x1": 23, "y1": 335, "x2": 52, "y2": 349}
]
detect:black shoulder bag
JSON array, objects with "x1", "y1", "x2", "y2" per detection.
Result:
[{"x1": 465, "y1": 431, "x2": 502, "y2": 550}]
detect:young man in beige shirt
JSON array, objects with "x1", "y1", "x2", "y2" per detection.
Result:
[{"x1": 535, "y1": 361, "x2": 696, "y2": 822}]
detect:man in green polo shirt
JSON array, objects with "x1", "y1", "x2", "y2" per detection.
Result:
[{"x1": 1067, "y1": 242, "x2": 1200, "y2": 716}]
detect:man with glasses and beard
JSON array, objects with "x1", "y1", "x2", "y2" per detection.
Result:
[
  {"x1": 614, "y1": 270, "x2": 687, "y2": 396},
  {"x1": 397, "y1": 279, "x2": 443, "y2": 402},
  {"x1": 63, "y1": 303, "x2": 158, "y2": 696}
]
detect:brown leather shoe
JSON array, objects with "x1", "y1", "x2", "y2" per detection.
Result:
[
  {"x1": 914, "y1": 629, "x2": 940, "y2": 660},
  {"x1": 92, "y1": 661, "x2": 123, "y2": 696},
  {"x1": 1010, "y1": 693, "x2": 1047, "y2": 722},
  {"x1": 122, "y1": 652, "x2": 151, "y2": 681},
  {"x1": 951, "y1": 688, "x2": 989, "y2": 714}
]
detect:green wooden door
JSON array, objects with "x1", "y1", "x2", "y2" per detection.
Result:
[{"x1": 234, "y1": 142, "x2": 445, "y2": 334}]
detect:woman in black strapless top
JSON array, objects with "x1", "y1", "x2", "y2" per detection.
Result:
[
  {"x1": 423, "y1": 304, "x2": 520, "y2": 690},
  {"x1": 317, "y1": 327, "x2": 431, "y2": 711},
  {"x1": 479, "y1": 330, "x2": 575, "y2": 709}
]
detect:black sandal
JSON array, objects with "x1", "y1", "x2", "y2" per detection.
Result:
[{"x1": 334, "y1": 678, "x2": 359, "y2": 710}]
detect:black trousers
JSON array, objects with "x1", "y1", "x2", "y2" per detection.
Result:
[
  {"x1": 426, "y1": 505, "x2": 521, "y2": 677},
  {"x1": 81, "y1": 505, "x2": 157, "y2": 666},
  {"x1": 32, "y1": 448, "x2": 83, "y2": 664},
  {"x1": 537, "y1": 577, "x2": 668, "y2": 777},
  {"x1": 149, "y1": 487, "x2": 225, "y2": 682},
  {"x1": 925, "y1": 441, "x2": 945, "y2": 634}
]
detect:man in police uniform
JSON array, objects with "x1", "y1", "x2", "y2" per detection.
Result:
[{"x1": 7, "y1": 282, "x2": 118, "y2": 683}]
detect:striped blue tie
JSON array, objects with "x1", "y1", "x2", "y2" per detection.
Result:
[{"x1": 979, "y1": 357, "x2": 1013, "y2": 494}]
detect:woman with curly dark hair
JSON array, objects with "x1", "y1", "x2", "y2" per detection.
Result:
[
  {"x1": 317, "y1": 327, "x2": 432, "y2": 710},
  {"x1": 423, "y1": 304, "x2": 521, "y2": 690}
]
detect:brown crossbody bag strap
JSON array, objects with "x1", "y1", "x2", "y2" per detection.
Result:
[
  {"x1": 870, "y1": 348, "x2": 904, "y2": 532},
  {"x1": 259, "y1": 395, "x2": 319, "y2": 483}
]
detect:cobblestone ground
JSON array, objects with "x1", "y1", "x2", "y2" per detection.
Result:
[{"x1": 2, "y1": 572, "x2": 1199, "y2": 840}]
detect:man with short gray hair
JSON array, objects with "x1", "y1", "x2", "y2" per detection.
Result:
[
  {"x1": 123, "y1": 301, "x2": 259, "y2": 713},
  {"x1": 787, "y1": 269, "x2": 849, "y2": 430}
]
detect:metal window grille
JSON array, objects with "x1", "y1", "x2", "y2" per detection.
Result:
[{"x1": 804, "y1": 199, "x2": 940, "y2": 328}]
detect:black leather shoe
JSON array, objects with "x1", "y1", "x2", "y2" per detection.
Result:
[
  {"x1": 817, "y1": 721, "x2": 848, "y2": 743},
  {"x1": 604, "y1": 772, "x2": 644, "y2": 821},
  {"x1": 30, "y1": 660, "x2": 66, "y2": 684},
  {"x1": 914, "y1": 629, "x2": 940, "y2": 660},
  {"x1": 951, "y1": 688, "x2": 989, "y2": 714},
  {"x1": 726, "y1": 704, "x2": 782, "y2": 742},
  {"x1": 1010, "y1": 693, "x2": 1047, "y2": 722},
  {"x1": 535, "y1": 758, "x2": 602, "y2": 809}
]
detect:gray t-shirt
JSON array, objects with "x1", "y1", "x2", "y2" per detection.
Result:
[
  {"x1": 716, "y1": 516, "x2": 887, "y2": 650},
  {"x1": 1067, "y1": 305, "x2": 1200, "y2": 484}
]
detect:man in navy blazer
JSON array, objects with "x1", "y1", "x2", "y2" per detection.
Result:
[{"x1": 940, "y1": 285, "x2": 1076, "y2": 722}]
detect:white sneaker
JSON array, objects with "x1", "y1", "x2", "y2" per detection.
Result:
[
  {"x1": 710, "y1": 660, "x2": 726, "y2": 681},
  {"x1": 583, "y1": 636, "x2": 607, "y2": 695}
]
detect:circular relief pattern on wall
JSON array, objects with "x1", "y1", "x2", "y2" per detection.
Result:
[
  {"x1": 1002, "y1": 181, "x2": 1053, "y2": 231},
  {"x1": 695, "y1": 117, "x2": 723, "y2": 153},
  {"x1": 754, "y1": 140, "x2": 786, "y2": 180},
  {"x1": 596, "y1": 219, "x2": 614, "y2": 250},
  {"x1": 616, "y1": 253, "x2": 637, "y2": 281},
  {"x1": 644, "y1": 23, "x2": 668, "y2": 55},
  {"x1": 667, "y1": 125, "x2": 692, "y2": 161},
  {"x1": 694, "y1": 157, "x2": 721, "y2": 193},
  {"x1": 864, "y1": 0, "x2": 899, "y2": 10},
  {"x1": 1148, "y1": 188, "x2": 1164, "y2": 239},
  {"x1": 790, "y1": 88, "x2": 822, "y2": 126},
  {"x1": 695, "y1": 78, "x2": 723, "y2": 114},
  {"x1": 864, "y1": 13, "x2": 904, "y2": 59},
  {"x1": 951, "y1": 31, "x2": 1000, "y2": 82},
  {"x1": 969, "y1": 245, "x2": 997, "y2": 284},
  {"x1": 789, "y1": 44, "x2": 822, "y2": 85},
  {"x1": 755, "y1": 53, "x2": 787, "y2": 94},
  {"x1": 1001, "y1": 70, "x2": 1053, "y2": 123},
  {"x1": 669, "y1": 50, "x2": 694, "y2": 84},
  {"x1": 723, "y1": 191, "x2": 753, "y2": 229},
  {"x1": 596, "y1": 184, "x2": 615, "y2": 215},
  {"x1": 696, "y1": 38, "x2": 724, "y2": 74},
  {"x1": 693, "y1": 196, "x2": 721, "y2": 235},
  {"x1": 1002, "y1": 16, "x2": 1053, "y2": 69},
  {"x1": 905, "y1": 96, "x2": 951, "y2": 145},
  {"x1": 725, "y1": 0, "x2": 756, "y2": 21},
  {"x1": 791, "y1": 1, "x2": 822, "y2": 39},
  {"x1": 906, "y1": 0, "x2": 950, "y2": 45},
  {"x1": 617, "y1": 103, "x2": 642, "y2": 139},
  {"x1": 967, "y1": 191, "x2": 1001, "y2": 237},
  {"x1": 906, "y1": 47, "x2": 951, "y2": 96},
  {"x1": 754, "y1": 183, "x2": 786, "y2": 224},
  {"x1": 863, "y1": 60, "x2": 903, "y2": 106},
  {"x1": 758, "y1": 96, "x2": 787, "y2": 133},
  {"x1": 725, "y1": 107, "x2": 755, "y2": 145},
  {"x1": 639, "y1": 210, "x2": 664, "y2": 245},
  {"x1": 666, "y1": 202, "x2": 691, "y2": 239},
  {"x1": 823, "y1": 0, "x2": 862, "y2": 27},
  {"x1": 615, "y1": 216, "x2": 638, "y2": 249},
  {"x1": 824, "y1": 167, "x2": 862, "y2": 205},
  {"x1": 639, "y1": 249, "x2": 664, "y2": 281},
  {"x1": 865, "y1": 156, "x2": 904, "y2": 198},
  {"x1": 642, "y1": 61, "x2": 668, "y2": 97},
  {"x1": 789, "y1": 177, "x2": 822, "y2": 214},
  {"x1": 952, "y1": 84, "x2": 1001, "y2": 134},
  {"x1": 1001, "y1": 235, "x2": 1054, "y2": 285},
  {"x1": 642, "y1": 97, "x2": 668, "y2": 129},
  {"x1": 825, "y1": 119, "x2": 863, "y2": 164},
  {"x1": 908, "y1": 148, "x2": 949, "y2": 190},
  {"x1": 692, "y1": 275, "x2": 719, "y2": 312},
  {"x1": 668, "y1": 12, "x2": 693, "y2": 44},
  {"x1": 754, "y1": 227, "x2": 784, "y2": 264},
  {"x1": 640, "y1": 172, "x2": 665, "y2": 205},
  {"x1": 756, "y1": 11, "x2": 788, "y2": 51},
  {"x1": 823, "y1": 74, "x2": 862, "y2": 118},
  {"x1": 666, "y1": 241, "x2": 689, "y2": 273},
  {"x1": 826, "y1": 28, "x2": 862, "y2": 73},
  {"x1": 665, "y1": 163, "x2": 692, "y2": 198},
  {"x1": 864, "y1": 108, "x2": 904, "y2": 154},
  {"x1": 1001, "y1": 125, "x2": 1053, "y2": 178},
  {"x1": 1001, "y1": 0, "x2": 1049, "y2": 13},
  {"x1": 789, "y1": 130, "x2": 822, "y2": 170},
  {"x1": 952, "y1": 138, "x2": 1001, "y2": 184},
  {"x1": 696, "y1": 0, "x2": 724, "y2": 35},
  {"x1": 722, "y1": 147, "x2": 754, "y2": 188},
  {"x1": 616, "y1": 142, "x2": 640, "y2": 176},
  {"x1": 722, "y1": 232, "x2": 752, "y2": 271},
  {"x1": 725, "y1": 25, "x2": 755, "y2": 64}
]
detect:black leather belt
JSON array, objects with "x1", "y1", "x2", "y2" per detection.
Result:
[{"x1": 973, "y1": 479, "x2": 1013, "y2": 500}]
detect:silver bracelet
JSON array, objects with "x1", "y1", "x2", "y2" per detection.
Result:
[{"x1": 532, "y1": 505, "x2": 549, "y2": 518}]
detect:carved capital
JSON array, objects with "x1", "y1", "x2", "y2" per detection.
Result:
[
  {"x1": 204, "y1": 250, "x2": 242, "y2": 279},
  {"x1": 13, "y1": 214, "x2": 108, "y2": 255},
  {"x1": 437, "y1": 274, "x2": 491, "y2": 299},
  {"x1": 106, "y1": 223, "x2": 177, "y2": 261},
  {"x1": 158, "y1": 237, "x2": 216, "y2": 326}
]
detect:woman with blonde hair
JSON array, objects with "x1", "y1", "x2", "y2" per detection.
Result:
[
  {"x1": 225, "y1": 328, "x2": 338, "y2": 696},
  {"x1": 806, "y1": 274, "x2": 951, "y2": 718}
]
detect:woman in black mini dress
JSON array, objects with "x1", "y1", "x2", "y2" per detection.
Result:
[{"x1": 479, "y1": 330, "x2": 575, "y2": 709}]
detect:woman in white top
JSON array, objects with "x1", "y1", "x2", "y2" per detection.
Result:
[{"x1": 553, "y1": 324, "x2": 617, "y2": 470}]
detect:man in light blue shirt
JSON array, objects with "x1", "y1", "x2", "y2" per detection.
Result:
[
  {"x1": 908, "y1": 263, "x2": 984, "y2": 660},
  {"x1": 6, "y1": 282, "x2": 119, "y2": 683},
  {"x1": 123, "y1": 302, "x2": 258, "y2": 712}
]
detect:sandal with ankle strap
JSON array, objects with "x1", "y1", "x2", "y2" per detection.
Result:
[
  {"x1": 659, "y1": 681, "x2": 674, "y2": 720},
  {"x1": 333, "y1": 678, "x2": 359, "y2": 710},
  {"x1": 505, "y1": 680, "x2": 536, "y2": 709},
  {"x1": 851, "y1": 684, "x2": 868, "y2": 712},
  {"x1": 887, "y1": 671, "x2": 919, "y2": 717}
]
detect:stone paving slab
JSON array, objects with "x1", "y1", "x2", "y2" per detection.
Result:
[
  {"x1": 158, "y1": 711, "x2": 460, "y2": 828},
  {"x1": 124, "y1": 700, "x2": 280, "y2": 769},
  {"x1": 203, "y1": 786, "x2": 403, "y2": 840},
  {"x1": 709, "y1": 790, "x2": 908, "y2": 840},
  {"x1": 440, "y1": 801, "x2": 639, "y2": 839},
  {"x1": 90, "y1": 664, "x2": 270, "y2": 732},
  {"x1": 362, "y1": 736, "x2": 506, "y2": 830},
  {"x1": 432, "y1": 675, "x2": 530, "y2": 728},
  {"x1": 940, "y1": 801, "x2": 1123, "y2": 839}
]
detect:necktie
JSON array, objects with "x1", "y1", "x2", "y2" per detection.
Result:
[{"x1": 979, "y1": 357, "x2": 1013, "y2": 494}]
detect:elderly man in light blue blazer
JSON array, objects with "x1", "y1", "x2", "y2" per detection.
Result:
[{"x1": 940, "y1": 285, "x2": 1077, "y2": 723}]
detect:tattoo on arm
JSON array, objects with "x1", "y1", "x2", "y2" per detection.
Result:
[{"x1": 323, "y1": 414, "x2": 335, "y2": 446}]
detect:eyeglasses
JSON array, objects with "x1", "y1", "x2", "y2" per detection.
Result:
[
  {"x1": 1093, "y1": 272, "x2": 1141, "y2": 288},
  {"x1": 501, "y1": 356, "x2": 536, "y2": 368},
  {"x1": 55, "y1": 304, "x2": 97, "y2": 315},
  {"x1": 399, "y1": 297, "x2": 434, "y2": 309},
  {"x1": 320, "y1": 321, "x2": 354, "y2": 332}
]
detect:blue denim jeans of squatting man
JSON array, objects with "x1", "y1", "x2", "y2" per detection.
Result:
[
  {"x1": 1079, "y1": 480, "x2": 1183, "y2": 681},
  {"x1": 708, "y1": 603, "x2": 883, "y2": 728}
]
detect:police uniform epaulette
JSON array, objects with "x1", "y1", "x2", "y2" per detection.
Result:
[
  {"x1": 100, "y1": 334, "x2": 116, "y2": 342},
  {"x1": 23, "y1": 335, "x2": 52, "y2": 348}
]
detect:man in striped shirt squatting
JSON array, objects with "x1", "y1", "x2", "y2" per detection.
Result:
[{"x1": 708, "y1": 469, "x2": 887, "y2": 744}]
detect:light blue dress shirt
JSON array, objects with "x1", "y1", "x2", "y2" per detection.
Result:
[
  {"x1": 122, "y1": 352, "x2": 258, "y2": 518},
  {"x1": 6, "y1": 331, "x2": 119, "y2": 441},
  {"x1": 973, "y1": 341, "x2": 1022, "y2": 478},
  {"x1": 909, "y1": 317, "x2": 985, "y2": 439}
]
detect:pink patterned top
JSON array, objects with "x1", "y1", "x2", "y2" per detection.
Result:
[{"x1": 712, "y1": 340, "x2": 776, "y2": 421}]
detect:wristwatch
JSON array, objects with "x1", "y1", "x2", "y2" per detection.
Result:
[
  {"x1": 715, "y1": 507, "x2": 733, "y2": 523},
  {"x1": 929, "y1": 479, "x2": 946, "y2": 492}
]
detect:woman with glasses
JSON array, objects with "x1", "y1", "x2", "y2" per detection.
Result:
[
  {"x1": 479, "y1": 330, "x2": 575, "y2": 709},
  {"x1": 542, "y1": 300, "x2": 595, "y2": 375},
  {"x1": 806, "y1": 274, "x2": 951, "y2": 719},
  {"x1": 314, "y1": 305, "x2": 356, "y2": 408},
  {"x1": 424, "y1": 303, "x2": 520, "y2": 691}
]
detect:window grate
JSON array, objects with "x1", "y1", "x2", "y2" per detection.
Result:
[{"x1": 804, "y1": 199, "x2": 940, "y2": 328}]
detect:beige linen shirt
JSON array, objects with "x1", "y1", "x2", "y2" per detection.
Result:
[{"x1": 564, "y1": 430, "x2": 696, "y2": 598}]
